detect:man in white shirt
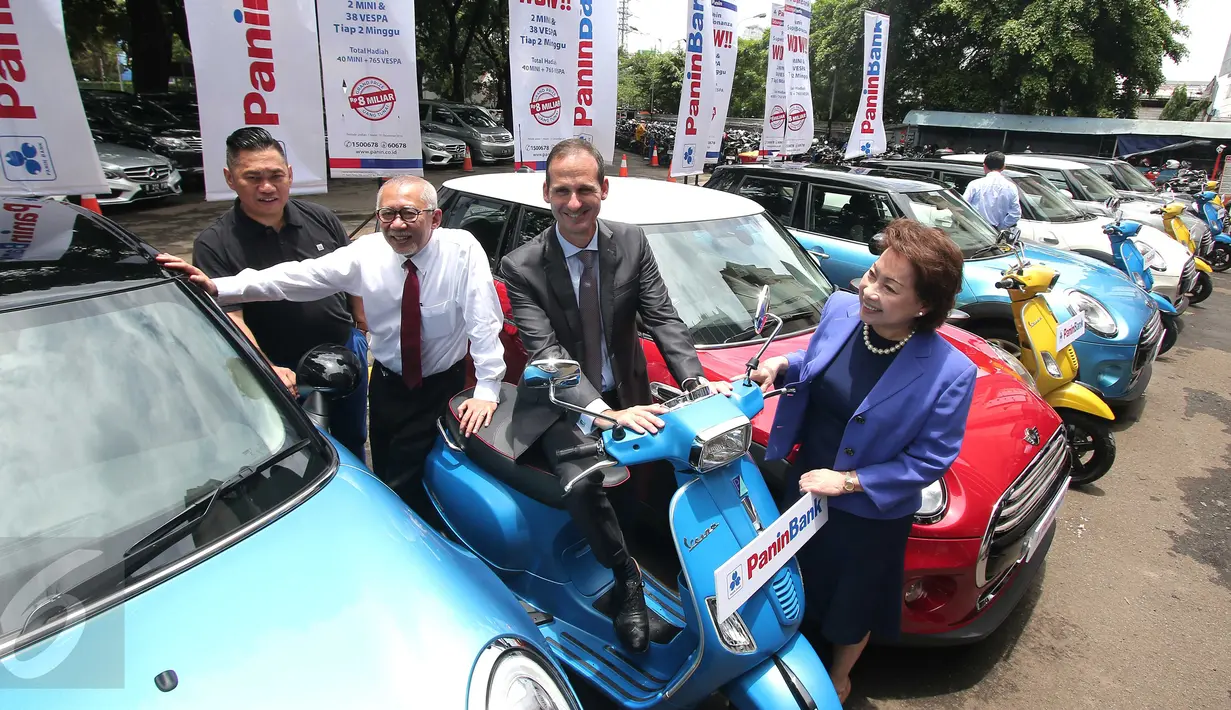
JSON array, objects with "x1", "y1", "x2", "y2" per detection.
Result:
[
  {"x1": 962, "y1": 151, "x2": 1022, "y2": 230},
  {"x1": 156, "y1": 176, "x2": 504, "y2": 514}
]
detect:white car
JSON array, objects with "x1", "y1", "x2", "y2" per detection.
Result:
[{"x1": 94, "y1": 142, "x2": 183, "y2": 206}]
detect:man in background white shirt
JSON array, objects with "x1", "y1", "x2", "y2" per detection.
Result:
[
  {"x1": 157, "y1": 176, "x2": 504, "y2": 514},
  {"x1": 963, "y1": 151, "x2": 1022, "y2": 230}
]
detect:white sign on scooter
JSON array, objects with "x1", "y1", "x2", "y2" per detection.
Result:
[
  {"x1": 714, "y1": 493, "x2": 827, "y2": 623},
  {"x1": 1054, "y1": 313, "x2": 1086, "y2": 352}
]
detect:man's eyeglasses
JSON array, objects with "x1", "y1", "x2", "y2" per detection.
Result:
[{"x1": 376, "y1": 207, "x2": 429, "y2": 223}]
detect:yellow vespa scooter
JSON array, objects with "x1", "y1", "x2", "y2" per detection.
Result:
[
  {"x1": 994, "y1": 231, "x2": 1117, "y2": 487},
  {"x1": 1153, "y1": 202, "x2": 1214, "y2": 305}
]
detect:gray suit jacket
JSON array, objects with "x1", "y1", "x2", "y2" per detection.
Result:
[{"x1": 499, "y1": 218, "x2": 705, "y2": 454}]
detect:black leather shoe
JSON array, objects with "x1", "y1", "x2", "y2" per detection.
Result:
[{"x1": 613, "y1": 559, "x2": 650, "y2": 653}]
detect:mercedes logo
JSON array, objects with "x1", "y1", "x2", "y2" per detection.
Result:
[{"x1": 1023, "y1": 427, "x2": 1040, "y2": 447}]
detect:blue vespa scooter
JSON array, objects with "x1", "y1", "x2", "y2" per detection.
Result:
[
  {"x1": 422, "y1": 288, "x2": 842, "y2": 709},
  {"x1": 1103, "y1": 214, "x2": 1183, "y2": 355},
  {"x1": 1192, "y1": 190, "x2": 1230, "y2": 272}
]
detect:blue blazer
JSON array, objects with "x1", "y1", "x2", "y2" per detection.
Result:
[{"x1": 767, "y1": 292, "x2": 978, "y2": 519}]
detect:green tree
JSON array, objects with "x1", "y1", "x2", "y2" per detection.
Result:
[
  {"x1": 1159, "y1": 85, "x2": 1191, "y2": 120},
  {"x1": 730, "y1": 33, "x2": 770, "y2": 118},
  {"x1": 617, "y1": 49, "x2": 684, "y2": 114}
]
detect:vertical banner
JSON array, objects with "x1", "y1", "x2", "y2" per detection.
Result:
[
  {"x1": 671, "y1": 0, "x2": 715, "y2": 178},
  {"x1": 575, "y1": 0, "x2": 618, "y2": 163},
  {"x1": 510, "y1": 0, "x2": 617, "y2": 170},
  {"x1": 509, "y1": 0, "x2": 578, "y2": 170},
  {"x1": 781, "y1": 0, "x2": 814, "y2": 154},
  {"x1": 758, "y1": 5, "x2": 786, "y2": 158},
  {"x1": 185, "y1": 0, "x2": 328, "y2": 200},
  {"x1": 0, "y1": 0, "x2": 108, "y2": 197},
  {"x1": 844, "y1": 11, "x2": 890, "y2": 159},
  {"x1": 317, "y1": 0, "x2": 423, "y2": 178},
  {"x1": 706, "y1": 0, "x2": 738, "y2": 164}
]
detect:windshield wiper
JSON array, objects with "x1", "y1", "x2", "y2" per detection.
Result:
[
  {"x1": 968, "y1": 243, "x2": 1009, "y2": 259},
  {"x1": 20, "y1": 438, "x2": 311, "y2": 635}
]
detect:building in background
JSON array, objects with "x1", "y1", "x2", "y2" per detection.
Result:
[{"x1": 1206, "y1": 30, "x2": 1231, "y2": 122}]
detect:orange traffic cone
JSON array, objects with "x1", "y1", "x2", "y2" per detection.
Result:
[
  {"x1": 619, "y1": 154, "x2": 629, "y2": 177},
  {"x1": 666, "y1": 163, "x2": 676, "y2": 183},
  {"x1": 462, "y1": 146, "x2": 474, "y2": 173},
  {"x1": 650, "y1": 147, "x2": 660, "y2": 168},
  {"x1": 80, "y1": 194, "x2": 102, "y2": 214}
]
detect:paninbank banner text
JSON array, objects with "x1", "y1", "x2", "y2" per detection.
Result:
[
  {"x1": 317, "y1": 0, "x2": 424, "y2": 178},
  {"x1": 510, "y1": 0, "x2": 617, "y2": 171},
  {"x1": 844, "y1": 11, "x2": 891, "y2": 159},
  {"x1": 780, "y1": 0, "x2": 814, "y2": 154},
  {"x1": 185, "y1": 0, "x2": 328, "y2": 200},
  {"x1": 705, "y1": 0, "x2": 738, "y2": 165},
  {"x1": 671, "y1": 0, "x2": 715, "y2": 179},
  {"x1": 757, "y1": 4, "x2": 786, "y2": 157},
  {"x1": 714, "y1": 493, "x2": 828, "y2": 622},
  {"x1": 0, "y1": 0, "x2": 107, "y2": 197}
]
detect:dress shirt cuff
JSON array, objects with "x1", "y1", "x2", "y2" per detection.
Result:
[
  {"x1": 214, "y1": 276, "x2": 244, "y2": 305},
  {"x1": 577, "y1": 396, "x2": 610, "y2": 435},
  {"x1": 472, "y1": 379, "x2": 501, "y2": 403}
]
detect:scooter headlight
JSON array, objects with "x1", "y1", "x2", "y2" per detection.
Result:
[
  {"x1": 1065, "y1": 290, "x2": 1118, "y2": 338},
  {"x1": 1133, "y1": 239, "x2": 1167, "y2": 271},
  {"x1": 985, "y1": 341, "x2": 1038, "y2": 393},
  {"x1": 468, "y1": 638, "x2": 580, "y2": 710},
  {"x1": 1041, "y1": 351, "x2": 1063, "y2": 379},
  {"x1": 690, "y1": 417, "x2": 753, "y2": 472}
]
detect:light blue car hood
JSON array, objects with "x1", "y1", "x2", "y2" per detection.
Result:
[
  {"x1": 966, "y1": 244, "x2": 1155, "y2": 341},
  {"x1": 0, "y1": 460, "x2": 543, "y2": 708}
]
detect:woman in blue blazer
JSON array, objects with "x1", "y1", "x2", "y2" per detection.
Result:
[{"x1": 751, "y1": 219, "x2": 977, "y2": 703}]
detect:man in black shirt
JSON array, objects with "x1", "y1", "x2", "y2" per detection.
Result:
[{"x1": 192, "y1": 127, "x2": 370, "y2": 459}]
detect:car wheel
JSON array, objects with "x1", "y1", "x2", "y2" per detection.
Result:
[
  {"x1": 972, "y1": 323, "x2": 1022, "y2": 360},
  {"x1": 1188, "y1": 272, "x2": 1213, "y2": 305},
  {"x1": 1062, "y1": 410, "x2": 1116, "y2": 487},
  {"x1": 1209, "y1": 243, "x2": 1231, "y2": 272}
]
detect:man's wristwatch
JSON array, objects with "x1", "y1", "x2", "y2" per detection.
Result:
[{"x1": 843, "y1": 471, "x2": 857, "y2": 493}]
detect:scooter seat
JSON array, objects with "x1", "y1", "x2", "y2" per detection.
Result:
[{"x1": 443, "y1": 382, "x2": 628, "y2": 509}]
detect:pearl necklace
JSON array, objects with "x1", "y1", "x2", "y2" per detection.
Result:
[{"x1": 863, "y1": 323, "x2": 913, "y2": 355}]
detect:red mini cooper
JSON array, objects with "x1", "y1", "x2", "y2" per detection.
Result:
[{"x1": 437, "y1": 174, "x2": 1071, "y2": 645}]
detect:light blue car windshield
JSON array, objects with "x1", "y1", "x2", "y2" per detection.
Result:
[
  {"x1": 0, "y1": 283, "x2": 326, "y2": 645},
  {"x1": 903, "y1": 189, "x2": 998, "y2": 255}
]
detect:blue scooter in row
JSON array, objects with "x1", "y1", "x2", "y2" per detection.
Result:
[
  {"x1": 1191, "y1": 190, "x2": 1230, "y2": 272},
  {"x1": 423, "y1": 288, "x2": 843, "y2": 709},
  {"x1": 1103, "y1": 214, "x2": 1183, "y2": 355}
]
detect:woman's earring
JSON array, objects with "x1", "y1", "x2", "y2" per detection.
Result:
[{"x1": 917, "y1": 311, "x2": 924, "y2": 317}]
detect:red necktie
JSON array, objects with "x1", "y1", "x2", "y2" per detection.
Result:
[{"x1": 400, "y1": 260, "x2": 422, "y2": 389}]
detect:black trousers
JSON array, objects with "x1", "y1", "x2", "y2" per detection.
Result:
[
  {"x1": 539, "y1": 392, "x2": 628, "y2": 570},
  {"x1": 368, "y1": 359, "x2": 466, "y2": 511}
]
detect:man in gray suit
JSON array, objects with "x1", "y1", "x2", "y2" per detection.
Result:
[{"x1": 500, "y1": 138, "x2": 728, "y2": 653}]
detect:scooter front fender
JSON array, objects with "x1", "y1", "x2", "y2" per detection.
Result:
[
  {"x1": 1046, "y1": 381, "x2": 1115, "y2": 421},
  {"x1": 1147, "y1": 290, "x2": 1178, "y2": 315},
  {"x1": 1194, "y1": 257, "x2": 1213, "y2": 273},
  {"x1": 1214, "y1": 233, "x2": 1231, "y2": 245},
  {"x1": 723, "y1": 631, "x2": 843, "y2": 709}
]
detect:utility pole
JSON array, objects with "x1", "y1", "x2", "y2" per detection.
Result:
[
  {"x1": 826, "y1": 64, "x2": 837, "y2": 139},
  {"x1": 618, "y1": 0, "x2": 630, "y2": 54}
]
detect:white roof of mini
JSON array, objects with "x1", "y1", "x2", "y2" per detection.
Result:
[
  {"x1": 440, "y1": 174, "x2": 764, "y2": 225},
  {"x1": 942, "y1": 153, "x2": 1092, "y2": 171}
]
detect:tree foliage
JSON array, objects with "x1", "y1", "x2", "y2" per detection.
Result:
[
  {"x1": 1158, "y1": 85, "x2": 1211, "y2": 121},
  {"x1": 617, "y1": 49, "x2": 684, "y2": 114}
]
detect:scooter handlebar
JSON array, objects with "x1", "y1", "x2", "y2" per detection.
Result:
[
  {"x1": 555, "y1": 441, "x2": 603, "y2": 463},
  {"x1": 994, "y1": 278, "x2": 1018, "y2": 289}
]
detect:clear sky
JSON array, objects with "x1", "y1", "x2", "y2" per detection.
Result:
[{"x1": 624, "y1": 0, "x2": 1231, "y2": 81}]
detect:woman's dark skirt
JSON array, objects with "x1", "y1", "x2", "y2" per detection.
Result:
[{"x1": 796, "y1": 505, "x2": 915, "y2": 646}]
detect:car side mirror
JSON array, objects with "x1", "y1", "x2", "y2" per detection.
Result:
[
  {"x1": 296, "y1": 344, "x2": 363, "y2": 399},
  {"x1": 1060, "y1": 189, "x2": 1073, "y2": 199},
  {"x1": 524, "y1": 358, "x2": 582, "y2": 390},
  {"x1": 868, "y1": 232, "x2": 887, "y2": 255},
  {"x1": 946, "y1": 309, "x2": 970, "y2": 323}
]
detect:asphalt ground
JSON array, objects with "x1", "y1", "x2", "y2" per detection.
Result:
[{"x1": 107, "y1": 164, "x2": 1231, "y2": 709}]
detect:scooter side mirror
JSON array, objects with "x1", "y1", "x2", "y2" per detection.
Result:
[
  {"x1": 868, "y1": 232, "x2": 887, "y2": 255},
  {"x1": 524, "y1": 359, "x2": 583, "y2": 390},
  {"x1": 998, "y1": 226, "x2": 1022, "y2": 245},
  {"x1": 296, "y1": 344, "x2": 363, "y2": 399},
  {"x1": 753, "y1": 286, "x2": 772, "y2": 335}
]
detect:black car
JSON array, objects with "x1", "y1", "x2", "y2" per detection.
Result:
[{"x1": 80, "y1": 90, "x2": 205, "y2": 176}]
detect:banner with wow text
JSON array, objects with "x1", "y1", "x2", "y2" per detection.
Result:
[
  {"x1": 0, "y1": 0, "x2": 108, "y2": 197},
  {"x1": 510, "y1": 0, "x2": 616, "y2": 170},
  {"x1": 186, "y1": 0, "x2": 328, "y2": 200},
  {"x1": 705, "y1": 0, "x2": 738, "y2": 164},
  {"x1": 844, "y1": 11, "x2": 890, "y2": 159},
  {"x1": 758, "y1": 4, "x2": 786, "y2": 157},
  {"x1": 781, "y1": 0, "x2": 814, "y2": 154},
  {"x1": 671, "y1": 0, "x2": 715, "y2": 178},
  {"x1": 317, "y1": 0, "x2": 424, "y2": 178}
]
